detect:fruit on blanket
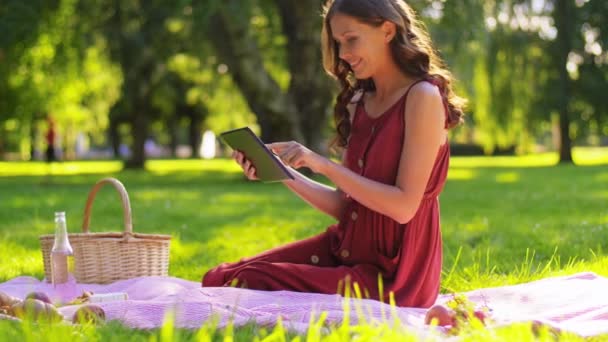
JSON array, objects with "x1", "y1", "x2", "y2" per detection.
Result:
[
  {"x1": 424, "y1": 304, "x2": 455, "y2": 326},
  {"x1": 10, "y1": 299, "x2": 62, "y2": 322},
  {"x1": 67, "y1": 291, "x2": 94, "y2": 305},
  {"x1": 72, "y1": 305, "x2": 105, "y2": 324},
  {"x1": 0, "y1": 292, "x2": 21, "y2": 307},
  {"x1": 473, "y1": 309, "x2": 487, "y2": 323},
  {"x1": 25, "y1": 291, "x2": 52, "y2": 304}
]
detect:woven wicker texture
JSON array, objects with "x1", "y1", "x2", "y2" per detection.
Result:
[{"x1": 40, "y1": 178, "x2": 171, "y2": 284}]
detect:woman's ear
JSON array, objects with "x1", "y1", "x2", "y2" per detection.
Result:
[{"x1": 382, "y1": 21, "x2": 397, "y2": 43}]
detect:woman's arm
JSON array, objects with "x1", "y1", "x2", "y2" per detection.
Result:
[
  {"x1": 281, "y1": 168, "x2": 347, "y2": 220},
  {"x1": 271, "y1": 82, "x2": 446, "y2": 224},
  {"x1": 236, "y1": 104, "x2": 356, "y2": 221},
  {"x1": 322, "y1": 83, "x2": 445, "y2": 223},
  {"x1": 280, "y1": 99, "x2": 360, "y2": 220},
  {"x1": 272, "y1": 99, "x2": 366, "y2": 220}
]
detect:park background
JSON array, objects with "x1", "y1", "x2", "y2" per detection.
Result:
[{"x1": 1, "y1": 0, "x2": 607, "y2": 340}]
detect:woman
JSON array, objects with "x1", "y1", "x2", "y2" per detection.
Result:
[{"x1": 202, "y1": 0, "x2": 465, "y2": 308}]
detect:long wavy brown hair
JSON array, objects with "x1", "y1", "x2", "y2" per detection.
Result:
[{"x1": 322, "y1": 0, "x2": 466, "y2": 148}]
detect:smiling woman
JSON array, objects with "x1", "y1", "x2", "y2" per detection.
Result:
[{"x1": 203, "y1": 0, "x2": 465, "y2": 308}]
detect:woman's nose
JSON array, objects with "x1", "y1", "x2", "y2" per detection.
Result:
[{"x1": 338, "y1": 45, "x2": 350, "y2": 60}]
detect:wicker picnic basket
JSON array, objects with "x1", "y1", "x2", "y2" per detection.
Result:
[{"x1": 40, "y1": 177, "x2": 171, "y2": 284}]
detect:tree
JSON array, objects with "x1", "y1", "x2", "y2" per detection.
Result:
[
  {"x1": 553, "y1": 0, "x2": 575, "y2": 163},
  {"x1": 198, "y1": 0, "x2": 334, "y2": 153},
  {"x1": 0, "y1": 0, "x2": 120, "y2": 160}
]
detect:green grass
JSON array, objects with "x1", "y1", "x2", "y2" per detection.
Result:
[{"x1": 0, "y1": 147, "x2": 607, "y2": 341}]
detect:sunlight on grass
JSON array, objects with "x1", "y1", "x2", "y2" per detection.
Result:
[
  {"x1": 442, "y1": 246, "x2": 608, "y2": 293},
  {"x1": 573, "y1": 147, "x2": 608, "y2": 165},
  {"x1": 446, "y1": 168, "x2": 476, "y2": 180},
  {"x1": 0, "y1": 238, "x2": 42, "y2": 280},
  {"x1": 0, "y1": 161, "x2": 123, "y2": 176},
  {"x1": 169, "y1": 237, "x2": 202, "y2": 262},
  {"x1": 0, "y1": 147, "x2": 604, "y2": 178},
  {"x1": 450, "y1": 147, "x2": 608, "y2": 168},
  {"x1": 146, "y1": 158, "x2": 240, "y2": 175},
  {"x1": 1, "y1": 147, "x2": 607, "y2": 341},
  {"x1": 450, "y1": 153, "x2": 558, "y2": 168}
]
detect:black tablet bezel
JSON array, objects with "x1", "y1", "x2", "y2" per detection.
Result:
[{"x1": 219, "y1": 127, "x2": 294, "y2": 182}]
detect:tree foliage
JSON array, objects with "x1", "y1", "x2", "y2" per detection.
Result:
[{"x1": 0, "y1": 0, "x2": 606, "y2": 165}]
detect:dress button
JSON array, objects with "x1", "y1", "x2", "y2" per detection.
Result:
[
  {"x1": 358, "y1": 159, "x2": 364, "y2": 168},
  {"x1": 371, "y1": 125, "x2": 376, "y2": 134},
  {"x1": 341, "y1": 249, "x2": 350, "y2": 258},
  {"x1": 351, "y1": 211, "x2": 358, "y2": 221},
  {"x1": 311, "y1": 255, "x2": 319, "y2": 264}
]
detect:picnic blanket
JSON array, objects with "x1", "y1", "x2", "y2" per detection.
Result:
[{"x1": 1, "y1": 272, "x2": 607, "y2": 337}]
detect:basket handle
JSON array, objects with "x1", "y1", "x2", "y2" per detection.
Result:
[{"x1": 82, "y1": 177, "x2": 133, "y2": 236}]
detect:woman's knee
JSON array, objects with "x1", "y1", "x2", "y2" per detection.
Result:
[{"x1": 201, "y1": 263, "x2": 230, "y2": 287}]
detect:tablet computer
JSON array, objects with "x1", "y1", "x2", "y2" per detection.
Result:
[{"x1": 219, "y1": 127, "x2": 294, "y2": 183}]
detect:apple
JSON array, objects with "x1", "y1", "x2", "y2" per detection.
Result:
[
  {"x1": 10, "y1": 299, "x2": 62, "y2": 322},
  {"x1": 424, "y1": 304, "x2": 455, "y2": 327},
  {"x1": 0, "y1": 292, "x2": 21, "y2": 307},
  {"x1": 473, "y1": 309, "x2": 487, "y2": 324},
  {"x1": 25, "y1": 291, "x2": 52, "y2": 305},
  {"x1": 72, "y1": 305, "x2": 106, "y2": 324}
]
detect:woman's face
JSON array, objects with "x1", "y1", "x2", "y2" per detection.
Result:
[{"x1": 330, "y1": 13, "x2": 394, "y2": 79}]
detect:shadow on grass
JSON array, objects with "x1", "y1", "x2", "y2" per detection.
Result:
[
  {"x1": 0, "y1": 167, "x2": 333, "y2": 281},
  {"x1": 1, "y1": 160, "x2": 606, "y2": 283}
]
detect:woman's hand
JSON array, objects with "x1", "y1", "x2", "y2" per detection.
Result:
[
  {"x1": 232, "y1": 151, "x2": 258, "y2": 180},
  {"x1": 267, "y1": 141, "x2": 328, "y2": 174}
]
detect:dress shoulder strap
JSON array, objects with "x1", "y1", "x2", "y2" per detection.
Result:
[{"x1": 402, "y1": 79, "x2": 427, "y2": 99}]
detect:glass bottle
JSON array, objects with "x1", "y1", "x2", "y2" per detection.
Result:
[{"x1": 51, "y1": 211, "x2": 73, "y2": 285}]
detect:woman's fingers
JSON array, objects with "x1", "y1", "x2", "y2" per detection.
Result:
[
  {"x1": 232, "y1": 151, "x2": 258, "y2": 180},
  {"x1": 245, "y1": 160, "x2": 257, "y2": 180},
  {"x1": 233, "y1": 151, "x2": 243, "y2": 164},
  {"x1": 248, "y1": 166, "x2": 257, "y2": 179},
  {"x1": 266, "y1": 142, "x2": 289, "y2": 154},
  {"x1": 282, "y1": 145, "x2": 304, "y2": 167},
  {"x1": 267, "y1": 141, "x2": 312, "y2": 170}
]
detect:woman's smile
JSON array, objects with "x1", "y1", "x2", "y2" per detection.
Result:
[{"x1": 350, "y1": 59, "x2": 362, "y2": 71}]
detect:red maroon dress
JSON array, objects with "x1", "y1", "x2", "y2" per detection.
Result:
[{"x1": 202, "y1": 80, "x2": 450, "y2": 307}]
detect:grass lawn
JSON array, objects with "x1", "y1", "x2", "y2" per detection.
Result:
[{"x1": 0, "y1": 147, "x2": 607, "y2": 341}]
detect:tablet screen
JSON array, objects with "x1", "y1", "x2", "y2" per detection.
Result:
[{"x1": 219, "y1": 127, "x2": 294, "y2": 183}]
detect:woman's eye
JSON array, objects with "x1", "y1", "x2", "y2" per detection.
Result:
[{"x1": 347, "y1": 37, "x2": 357, "y2": 44}]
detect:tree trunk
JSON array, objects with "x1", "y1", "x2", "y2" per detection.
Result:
[
  {"x1": 554, "y1": 0, "x2": 574, "y2": 164},
  {"x1": 209, "y1": 6, "x2": 302, "y2": 143},
  {"x1": 125, "y1": 110, "x2": 148, "y2": 168},
  {"x1": 202, "y1": 1, "x2": 334, "y2": 153},
  {"x1": 29, "y1": 119, "x2": 37, "y2": 160},
  {"x1": 275, "y1": 1, "x2": 334, "y2": 153},
  {"x1": 108, "y1": 117, "x2": 121, "y2": 158},
  {"x1": 168, "y1": 118, "x2": 178, "y2": 158},
  {"x1": 0, "y1": 128, "x2": 4, "y2": 158},
  {"x1": 187, "y1": 113, "x2": 202, "y2": 159}
]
